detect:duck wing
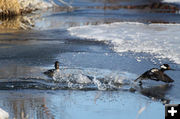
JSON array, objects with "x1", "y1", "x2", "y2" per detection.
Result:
[
  {"x1": 149, "y1": 70, "x2": 163, "y2": 81},
  {"x1": 135, "y1": 68, "x2": 159, "y2": 81},
  {"x1": 160, "y1": 73, "x2": 174, "y2": 83},
  {"x1": 134, "y1": 71, "x2": 148, "y2": 81},
  {"x1": 151, "y1": 71, "x2": 174, "y2": 83},
  {"x1": 135, "y1": 68, "x2": 174, "y2": 83}
]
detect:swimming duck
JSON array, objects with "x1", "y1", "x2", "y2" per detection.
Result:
[
  {"x1": 44, "y1": 61, "x2": 60, "y2": 77},
  {"x1": 135, "y1": 64, "x2": 174, "y2": 85}
]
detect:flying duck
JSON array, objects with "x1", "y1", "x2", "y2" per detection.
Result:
[{"x1": 135, "y1": 64, "x2": 174, "y2": 85}]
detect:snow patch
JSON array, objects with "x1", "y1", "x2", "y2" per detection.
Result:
[{"x1": 68, "y1": 22, "x2": 180, "y2": 64}]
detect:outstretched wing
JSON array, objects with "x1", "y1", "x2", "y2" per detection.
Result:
[
  {"x1": 160, "y1": 73, "x2": 174, "y2": 83},
  {"x1": 135, "y1": 68, "x2": 159, "y2": 81},
  {"x1": 151, "y1": 71, "x2": 174, "y2": 83},
  {"x1": 135, "y1": 70, "x2": 152, "y2": 81},
  {"x1": 135, "y1": 68, "x2": 174, "y2": 83}
]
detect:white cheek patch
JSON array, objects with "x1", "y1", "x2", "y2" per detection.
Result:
[
  {"x1": 151, "y1": 69, "x2": 159, "y2": 73},
  {"x1": 161, "y1": 65, "x2": 167, "y2": 69}
]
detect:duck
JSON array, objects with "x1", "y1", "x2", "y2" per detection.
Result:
[
  {"x1": 135, "y1": 64, "x2": 174, "y2": 85},
  {"x1": 44, "y1": 61, "x2": 60, "y2": 77}
]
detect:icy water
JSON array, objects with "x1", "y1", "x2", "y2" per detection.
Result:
[{"x1": 0, "y1": 0, "x2": 180, "y2": 119}]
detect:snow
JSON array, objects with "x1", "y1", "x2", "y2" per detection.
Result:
[{"x1": 68, "y1": 22, "x2": 180, "y2": 64}]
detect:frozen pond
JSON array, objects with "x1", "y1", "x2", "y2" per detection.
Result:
[{"x1": 0, "y1": 0, "x2": 180, "y2": 119}]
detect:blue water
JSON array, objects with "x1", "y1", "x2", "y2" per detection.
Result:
[{"x1": 0, "y1": 0, "x2": 180, "y2": 119}]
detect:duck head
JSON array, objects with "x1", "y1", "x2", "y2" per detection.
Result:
[
  {"x1": 160, "y1": 64, "x2": 174, "y2": 72},
  {"x1": 54, "y1": 61, "x2": 60, "y2": 69}
]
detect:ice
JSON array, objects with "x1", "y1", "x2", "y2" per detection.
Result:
[
  {"x1": 18, "y1": 0, "x2": 72, "y2": 11},
  {"x1": 68, "y1": 22, "x2": 180, "y2": 64},
  {"x1": 0, "y1": 108, "x2": 9, "y2": 119},
  {"x1": 19, "y1": 0, "x2": 53, "y2": 10},
  {"x1": 163, "y1": 0, "x2": 180, "y2": 3}
]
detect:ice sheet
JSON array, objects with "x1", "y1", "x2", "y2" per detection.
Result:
[{"x1": 68, "y1": 22, "x2": 180, "y2": 64}]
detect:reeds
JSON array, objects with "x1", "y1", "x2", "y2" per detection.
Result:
[{"x1": 0, "y1": 0, "x2": 21, "y2": 17}]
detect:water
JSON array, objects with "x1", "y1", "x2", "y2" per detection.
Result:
[{"x1": 0, "y1": 0, "x2": 180, "y2": 119}]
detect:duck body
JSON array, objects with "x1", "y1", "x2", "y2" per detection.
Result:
[
  {"x1": 44, "y1": 69, "x2": 59, "y2": 77},
  {"x1": 135, "y1": 64, "x2": 174, "y2": 84},
  {"x1": 44, "y1": 61, "x2": 60, "y2": 77}
]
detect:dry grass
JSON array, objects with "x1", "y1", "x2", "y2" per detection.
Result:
[
  {"x1": 0, "y1": 15, "x2": 34, "y2": 32},
  {"x1": 0, "y1": 0, "x2": 35, "y2": 31},
  {"x1": 0, "y1": 17, "x2": 21, "y2": 30},
  {"x1": 0, "y1": 0, "x2": 21, "y2": 16}
]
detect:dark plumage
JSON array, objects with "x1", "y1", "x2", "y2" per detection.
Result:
[
  {"x1": 135, "y1": 64, "x2": 174, "y2": 85},
  {"x1": 44, "y1": 61, "x2": 60, "y2": 77}
]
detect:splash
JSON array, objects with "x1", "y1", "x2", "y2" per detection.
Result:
[
  {"x1": 46, "y1": 68, "x2": 135, "y2": 90},
  {"x1": 0, "y1": 67, "x2": 136, "y2": 90},
  {"x1": 0, "y1": 65, "x2": 171, "y2": 103}
]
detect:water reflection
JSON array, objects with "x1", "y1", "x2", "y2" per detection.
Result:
[
  {"x1": 139, "y1": 84, "x2": 172, "y2": 104},
  {"x1": 0, "y1": 89, "x2": 163, "y2": 119},
  {"x1": 0, "y1": 90, "x2": 83, "y2": 119},
  {"x1": 3, "y1": 92, "x2": 55, "y2": 119}
]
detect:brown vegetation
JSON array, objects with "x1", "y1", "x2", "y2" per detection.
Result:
[
  {"x1": 0, "y1": 0, "x2": 21, "y2": 17},
  {"x1": 92, "y1": 2, "x2": 179, "y2": 13}
]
